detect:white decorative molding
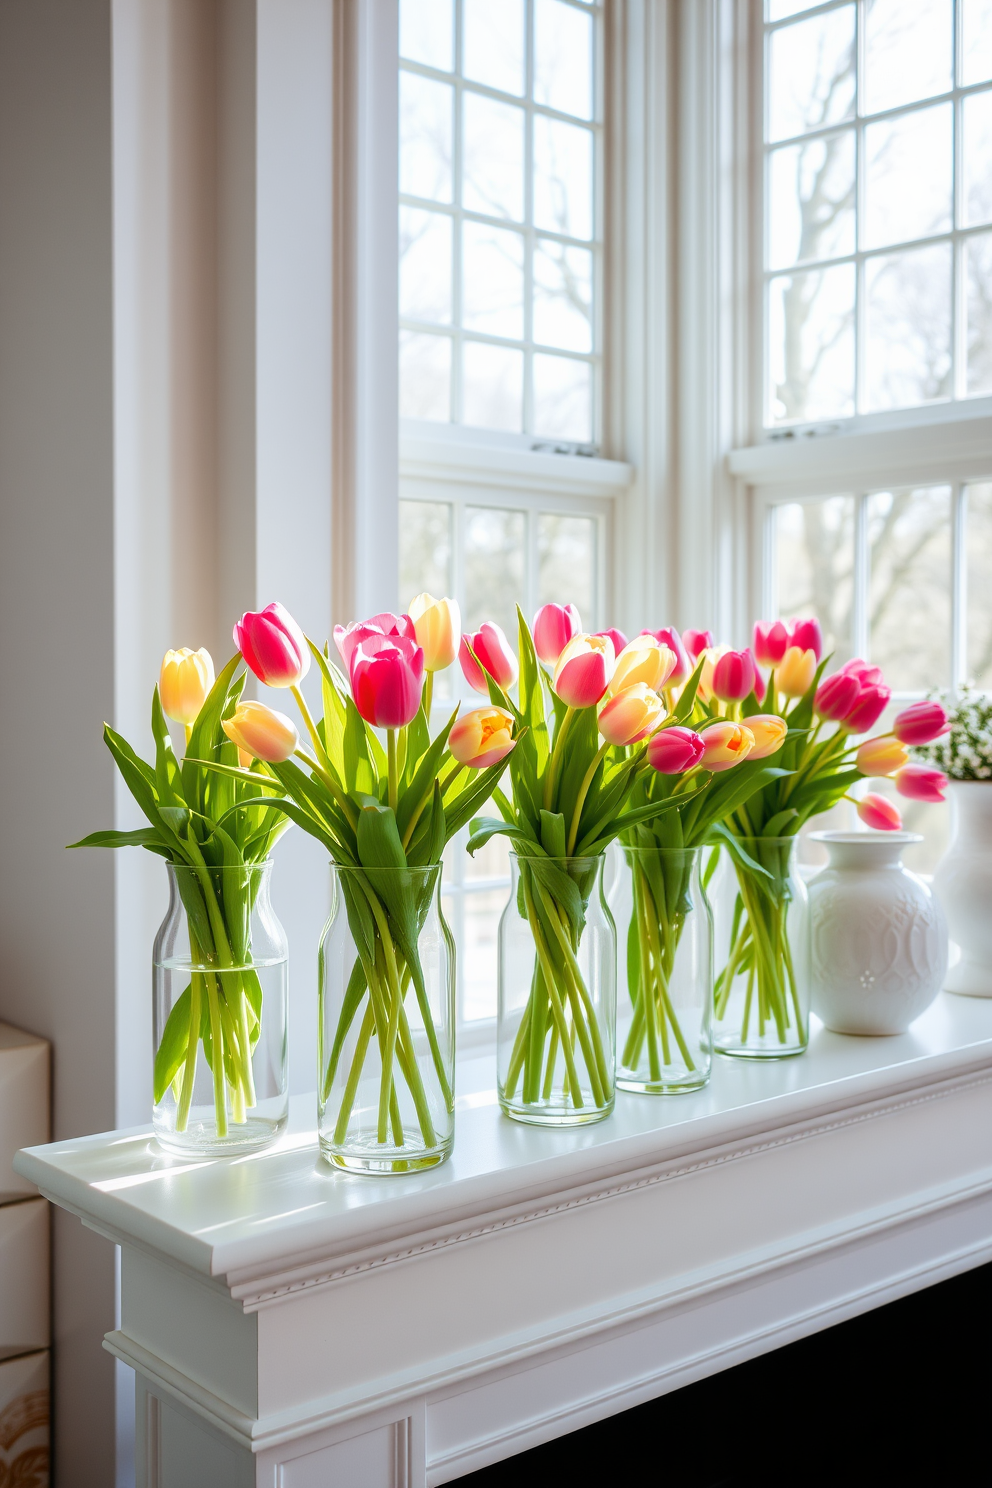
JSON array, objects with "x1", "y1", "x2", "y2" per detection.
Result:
[{"x1": 400, "y1": 432, "x2": 633, "y2": 504}]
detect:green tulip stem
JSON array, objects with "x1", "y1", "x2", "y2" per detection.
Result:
[
  {"x1": 387, "y1": 729, "x2": 398, "y2": 812},
  {"x1": 543, "y1": 706, "x2": 575, "y2": 812},
  {"x1": 423, "y1": 671, "x2": 434, "y2": 722},
  {"x1": 566, "y1": 741, "x2": 610, "y2": 856},
  {"x1": 291, "y1": 684, "x2": 333, "y2": 775}
]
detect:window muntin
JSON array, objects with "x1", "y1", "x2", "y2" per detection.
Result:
[
  {"x1": 399, "y1": 0, "x2": 602, "y2": 445},
  {"x1": 763, "y1": 0, "x2": 992, "y2": 427}
]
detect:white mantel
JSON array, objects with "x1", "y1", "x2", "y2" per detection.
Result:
[{"x1": 17, "y1": 994, "x2": 992, "y2": 1487}]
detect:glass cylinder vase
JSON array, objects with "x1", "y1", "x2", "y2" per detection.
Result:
[
  {"x1": 498, "y1": 854, "x2": 615, "y2": 1126},
  {"x1": 613, "y1": 846, "x2": 713, "y2": 1093},
  {"x1": 153, "y1": 861, "x2": 289, "y2": 1156},
  {"x1": 319, "y1": 863, "x2": 455, "y2": 1174},
  {"x1": 713, "y1": 836, "x2": 810, "y2": 1059}
]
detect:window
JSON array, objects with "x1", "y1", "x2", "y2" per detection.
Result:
[{"x1": 398, "y1": 0, "x2": 602, "y2": 445}]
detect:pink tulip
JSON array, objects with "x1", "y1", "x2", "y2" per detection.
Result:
[
  {"x1": 815, "y1": 671, "x2": 861, "y2": 722},
  {"x1": 553, "y1": 633, "x2": 615, "y2": 708},
  {"x1": 789, "y1": 616, "x2": 823, "y2": 660},
  {"x1": 459, "y1": 623, "x2": 518, "y2": 695},
  {"x1": 892, "y1": 700, "x2": 950, "y2": 746},
  {"x1": 350, "y1": 635, "x2": 424, "y2": 728},
  {"x1": 856, "y1": 793, "x2": 903, "y2": 831},
  {"x1": 647, "y1": 725, "x2": 705, "y2": 774},
  {"x1": 894, "y1": 763, "x2": 948, "y2": 803},
  {"x1": 712, "y1": 649, "x2": 756, "y2": 703},
  {"x1": 595, "y1": 628, "x2": 629, "y2": 657},
  {"x1": 683, "y1": 629, "x2": 713, "y2": 659},
  {"x1": 533, "y1": 603, "x2": 581, "y2": 666},
  {"x1": 842, "y1": 658, "x2": 885, "y2": 688},
  {"x1": 641, "y1": 627, "x2": 691, "y2": 685},
  {"x1": 334, "y1": 612, "x2": 416, "y2": 672},
  {"x1": 753, "y1": 620, "x2": 790, "y2": 668},
  {"x1": 235, "y1": 602, "x2": 310, "y2": 688},
  {"x1": 844, "y1": 684, "x2": 891, "y2": 734},
  {"x1": 751, "y1": 651, "x2": 767, "y2": 703}
]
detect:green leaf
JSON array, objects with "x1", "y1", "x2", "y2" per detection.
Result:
[
  {"x1": 539, "y1": 809, "x2": 567, "y2": 858},
  {"x1": 151, "y1": 687, "x2": 185, "y2": 807},
  {"x1": 468, "y1": 816, "x2": 542, "y2": 855},
  {"x1": 67, "y1": 827, "x2": 173, "y2": 857},
  {"x1": 343, "y1": 696, "x2": 376, "y2": 795},
  {"x1": 672, "y1": 656, "x2": 705, "y2": 722},
  {"x1": 153, "y1": 985, "x2": 192, "y2": 1103},
  {"x1": 181, "y1": 651, "x2": 243, "y2": 812},
  {"x1": 396, "y1": 708, "x2": 457, "y2": 842}
]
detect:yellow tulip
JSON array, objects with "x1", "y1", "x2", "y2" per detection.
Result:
[
  {"x1": 695, "y1": 645, "x2": 729, "y2": 703},
  {"x1": 776, "y1": 646, "x2": 816, "y2": 698},
  {"x1": 598, "y1": 684, "x2": 665, "y2": 746},
  {"x1": 609, "y1": 637, "x2": 677, "y2": 695},
  {"x1": 448, "y1": 706, "x2": 515, "y2": 767},
  {"x1": 744, "y1": 714, "x2": 788, "y2": 760},
  {"x1": 159, "y1": 647, "x2": 214, "y2": 725},
  {"x1": 409, "y1": 592, "x2": 460, "y2": 672},
  {"x1": 856, "y1": 736, "x2": 909, "y2": 777},
  {"x1": 222, "y1": 701, "x2": 299, "y2": 763},
  {"x1": 698, "y1": 720, "x2": 755, "y2": 772}
]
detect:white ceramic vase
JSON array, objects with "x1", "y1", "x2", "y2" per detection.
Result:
[
  {"x1": 933, "y1": 781, "x2": 992, "y2": 996},
  {"x1": 808, "y1": 832, "x2": 948, "y2": 1035}
]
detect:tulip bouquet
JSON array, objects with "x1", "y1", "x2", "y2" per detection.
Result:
[
  {"x1": 70, "y1": 647, "x2": 293, "y2": 1147},
  {"x1": 467, "y1": 605, "x2": 716, "y2": 1122},
  {"x1": 688, "y1": 619, "x2": 949, "y2": 1055},
  {"x1": 202, "y1": 598, "x2": 516, "y2": 1169}
]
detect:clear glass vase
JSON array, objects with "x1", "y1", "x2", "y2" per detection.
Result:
[
  {"x1": 153, "y1": 861, "x2": 289, "y2": 1155},
  {"x1": 319, "y1": 863, "x2": 455, "y2": 1174},
  {"x1": 498, "y1": 854, "x2": 616, "y2": 1126},
  {"x1": 713, "y1": 836, "x2": 810, "y2": 1059},
  {"x1": 613, "y1": 846, "x2": 712, "y2": 1093}
]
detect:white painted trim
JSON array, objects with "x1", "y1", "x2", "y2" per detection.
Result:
[{"x1": 400, "y1": 430, "x2": 632, "y2": 500}]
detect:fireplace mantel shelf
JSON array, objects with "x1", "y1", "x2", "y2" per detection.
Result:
[{"x1": 18, "y1": 994, "x2": 992, "y2": 1487}]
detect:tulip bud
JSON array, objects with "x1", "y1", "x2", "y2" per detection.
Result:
[
  {"x1": 334, "y1": 612, "x2": 417, "y2": 672},
  {"x1": 159, "y1": 647, "x2": 215, "y2": 725},
  {"x1": 752, "y1": 620, "x2": 790, "y2": 668},
  {"x1": 712, "y1": 648, "x2": 757, "y2": 703},
  {"x1": 842, "y1": 658, "x2": 885, "y2": 687},
  {"x1": 745, "y1": 714, "x2": 788, "y2": 760},
  {"x1": 892, "y1": 700, "x2": 950, "y2": 747},
  {"x1": 222, "y1": 701, "x2": 299, "y2": 763},
  {"x1": 595, "y1": 628, "x2": 629, "y2": 657},
  {"x1": 235, "y1": 603, "x2": 310, "y2": 688},
  {"x1": 683, "y1": 629, "x2": 714, "y2": 659},
  {"x1": 789, "y1": 616, "x2": 823, "y2": 661},
  {"x1": 459, "y1": 623, "x2": 518, "y2": 694},
  {"x1": 598, "y1": 684, "x2": 665, "y2": 746},
  {"x1": 351, "y1": 635, "x2": 425, "y2": 728},
  {"x1": 751, "y1": 651, "x2": 767, "y2": 704},
  {"x1": 641, "y1": 627, "x2": 691, "y2": 685},
  {"x1": 533, "y1": 603, "x2": 581, "y2": 666},
  {"x1": 815, "y1": 671, "x2": 860, "y2": 722},
  {"x1": 698, "y1": 720, "x2": 755, "y2": 772},
  {"x1": 844, "y1": 684, "x2": 891, "y2": 734},
  {"x1": 408, "y1": 594, "x2": 460, "y2": 672},
  {"x1": 553, "y1": 633, "x2": 616, "y2": 708},
  {"x1": 695, "y1": 646, "x2": 729, "y2": 703},
  {"x1": 776, "y1": 646, "x2": 817, "y2": 699},
  {"x1": 647, "y1": 725, "x2": 706, "y2": 774},
  {"x1": 856, "y1": 792, "x2": 902, "y2": 831},
  {"x1": 894, "y1": 763, "x2": 948, "y2": 803},
  {"x1": 448, "y1": 706, "x2": 515, "y2": 768},
  {"x1": 610, "y1": 636, "x2": 676, "y2": 694},
  {"x1": 856, "y1": 736, "x2": 909, "y2": 776}
]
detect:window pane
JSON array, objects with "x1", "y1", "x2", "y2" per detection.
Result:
[
  {"x1": 538, "y1": 514, "x2": 595, "y2": 621},
  {"x1": 465, "y1": 833, "x2": 511, "y2": 881},
  {"x1": 768, "y1": 264, "x2": 855, "y2": 422},
  {"x1": 767, "y1": 0, "x2": 820, "y2": 18},
  {"x1": 774, "y1": 498, "x2": 855, "y2": 661},
  {"x1": 967, "y1": 232, "x2": 992, "y2": 393},
  {"x1": 399, "y1": 331, "x2": 451, "y2": 420},
  {"x1": 865, "y1": 245, "x2": 952, "y2": 410},
  {"x1": 533, "y1": 354, "x2": 593, "y2": 440},
  {"x1": 964, "y1": 89, "x2": 992, "y2": 227},
  {"x1": 462, "y1": 890, "x2": 505, "y2": 1021},
  {"x1": 462, "y1": 222, "x2": 524, "y2": 338},
  {"x1": 864, "y1": 0, "x2": 952, "y2": 116},
  {"x1": 963, "y1": 0, "x2": 992, "y2": 85},
  {"x1": 864, "y1": 103, "x2": 952, "y2": 250},
  {"x1": 400, "y1": 72, "x2": 453, "y2": 203},
  {"x1": 462, "y1": 341, "x2": 523, "y2": 430},
  {"x1": 399, "y1": 207, "x2": 452, "y2": 323},
  {"x1": 535, "y1": 0, "x2": 594, "y2": 120},
  {"x1": 868, "y1": 486, "x2": 951, "y2": 690},
  {"x1": 463, "y1": 93, "x2": 525, "y2": 221},
  {"x1": 967, "y1": 483, "x2": 992, "y2": 686},
  {"x1": 533, "y1": 240, "x2": 593, "y2": 351},
  {"x1": 464, "y1": 506, "x2": 525, "y2": 636},
  {"x1": 767, "y1": 132, "x2": 855, "y2": 269},
  {"x1": 534, "y1": 116, "x2": 594, "y2": 240},
  {"x1": 399, "y1": 0, "x2": 453, "y2": 71},
  {"x1": 463, "y1": 0, "x2": 524, "y2": 96},
  {"x1": 767, "y1": 5, "x2": 856, "y2": 143},
  {"x1": 399, "y1": 501, "x2": 452, "y2": 611}
]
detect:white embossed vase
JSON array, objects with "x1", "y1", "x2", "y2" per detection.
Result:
[
  {"x1": 933, "y1": 782, "x2": 992, "y2": 997},
  {"x1": 808, "y1": 832, "x2": 948, "y2": 1035}
]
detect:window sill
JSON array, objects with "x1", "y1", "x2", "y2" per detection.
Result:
[
  {"x1": 401, "y1": 422, "x2": 634, "y2": 500},
  {"x1": 17, "y1": 992, "x2": 992, "y2": 1482}
]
